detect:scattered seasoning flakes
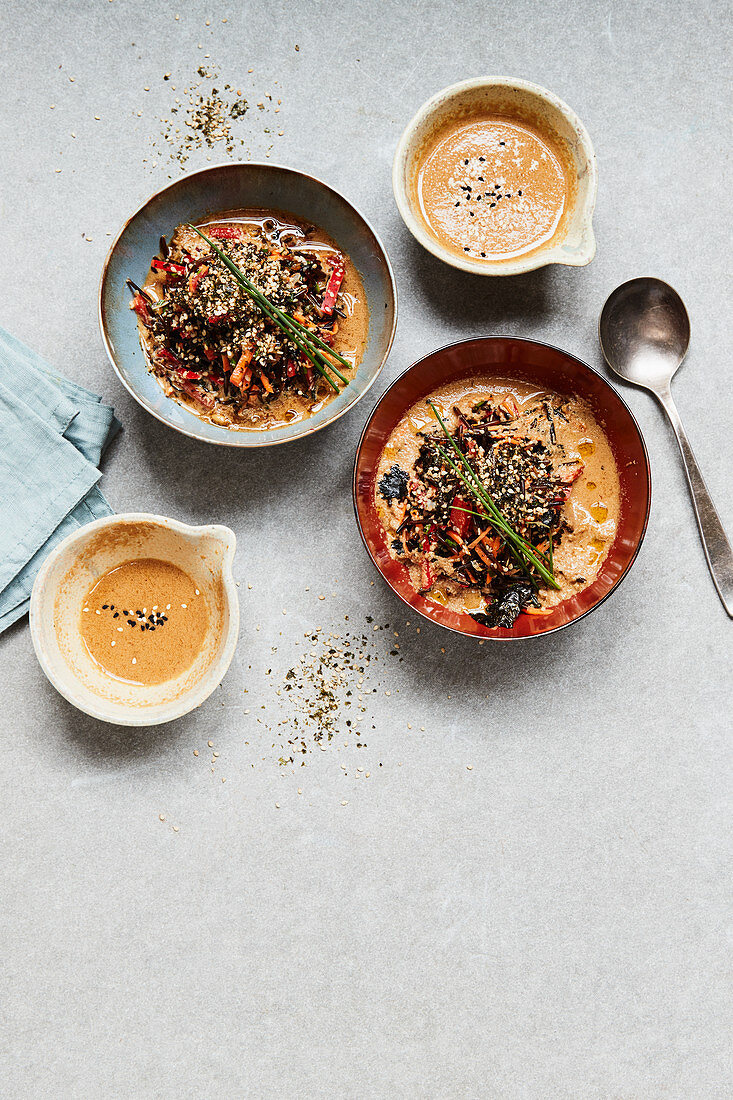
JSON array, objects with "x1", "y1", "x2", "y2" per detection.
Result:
[{"x1": 153, "y1": 62, "x2": 277, "y2": 167}]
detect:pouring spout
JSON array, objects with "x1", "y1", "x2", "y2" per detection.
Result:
[{"x1": 555, "y1": 224, "x2": 596, "y2": 267}]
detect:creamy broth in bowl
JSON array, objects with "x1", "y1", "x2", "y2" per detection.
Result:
[{"x1": 375, "y1": 376, "x2": 620, "y2": 627}]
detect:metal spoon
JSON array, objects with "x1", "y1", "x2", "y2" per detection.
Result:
[{"x1": 599, "y1": 277, "x2": 733, "y2": 617}]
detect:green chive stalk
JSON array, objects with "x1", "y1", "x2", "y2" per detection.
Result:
[
  {"x1": 427, "y1": 400, "x2": 559, "y2": 590},
  {"x1": 188, "y1": 225, "x2": 350, "y2": 392}
]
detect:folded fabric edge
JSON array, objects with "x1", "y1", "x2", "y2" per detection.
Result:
[{"x1": 0, "y1": 486, "x2": 114, "y2": 633}]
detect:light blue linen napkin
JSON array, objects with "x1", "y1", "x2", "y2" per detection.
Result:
[{"x1": 0, "y1": 328, "x2": 121, "y2": 633}]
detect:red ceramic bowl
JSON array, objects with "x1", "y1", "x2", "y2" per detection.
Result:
[{"x1": 353, "y1": 337, "x2": 651, "y2": 639}]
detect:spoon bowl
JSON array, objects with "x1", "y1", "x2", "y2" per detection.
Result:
[{"x1": 600, "y1": 277, "x2": 690, "y2": 391}]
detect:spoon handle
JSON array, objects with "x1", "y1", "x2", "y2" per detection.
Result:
[{"x1": 658, "y1": 389, "x2": 733, "y2": 617}]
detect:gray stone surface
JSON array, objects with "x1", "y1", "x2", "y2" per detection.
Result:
[{"x1": 1, "y1": 1, "x2": 731, "y2": 1096}]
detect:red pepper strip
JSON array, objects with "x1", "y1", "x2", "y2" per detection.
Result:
[
  {"x1": 449, "y1": 496, "x2": 471, "y2": 537},
  {"x1": 131, "y1": 294, "x2": 152, "y2": 323},
  {"x1": 203, "y1": 347, "x2": 217, "y2": 361},
  {"x1": 188, "y1": 265, "x2": 208, "y2": 294},
  {"x1": 221, "y1": 353, "x2": 231, "y2": 373},
  {"x1": 286, "y1": 360, "x2": 297, "y2": 378},
  {"x1": 500, "y1": 394, "x2": 519, "y2": 417},
  {"x1": 155, "y1": 347, "x2": 181, "y2": 367},
  {"x1": 206, "y1": 313, "x2": 231, "y2": 326},
  {"x1": 151, "y1": 257, "x2": 185, "y2": 276},
  {"x1": 207, "y1": 226, "x2": 241, "y2": 239},
  {"x1": 320, "y1": 259, "x2": 345, "y2": 315},
  {"x1": 180, "y1": 370, "x2": 202, "y2": 379},
  {"x1": 557, "y1": 462, "x2": 584, "y2": 485},
  {"x1": 179, "y1": 381, "x2": 216, "y2": 408}
]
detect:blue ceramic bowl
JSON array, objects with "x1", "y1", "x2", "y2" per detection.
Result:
[{"x1": 99, "y1": 163, "x2": 397, "y2": 447}]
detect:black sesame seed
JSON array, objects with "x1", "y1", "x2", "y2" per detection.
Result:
[
  {"x1": 463, "y1": 246, "x2": 470, "y2": 252},
  {"x1": 102, "y1": 604, "x2": 109, "y2": 609}
]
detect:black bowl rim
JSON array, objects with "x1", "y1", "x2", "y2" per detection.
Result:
[
  {"x1": 352, "y1": 335, "x2": 652, "y2": 641},
  {"x1": 98, "y1": 161, "x2": 398, "y2": 448}
]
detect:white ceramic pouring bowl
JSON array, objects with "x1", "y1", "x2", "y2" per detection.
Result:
[
  {"x1": 393, "y1": 76, "x2": 598, "y2": 276},
  {"x1": 30, "y1": 514, "x2": 239, "y2": 726}
]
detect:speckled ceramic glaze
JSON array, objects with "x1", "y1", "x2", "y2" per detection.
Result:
[
  {"x1": 30, "y1": 514, "x2": 239, "y2": 725},
  {"x1": 393, "y1": 77, "x2": 597, "y2": 276},
  {"x1": 99, "y1": 163, "x2": 397, "y2": 446},
  {"x1": 353, "y1": 337, "x2": 650, "y2": 639}
]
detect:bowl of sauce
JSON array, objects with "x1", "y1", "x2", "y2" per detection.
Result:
[
  {"x1": 393, "y1": 78, "x2": 597, "y2": 275},
  {"x1": 30, "y1": 515, "x2": 239, "y2": 725}
]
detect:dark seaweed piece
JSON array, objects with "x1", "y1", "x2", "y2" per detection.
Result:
[
  {"x1": 391, "y1": 538, "x2": 404, "y2": 554},
  {"x1": 542, "y1": 400, "x2": 557, "y2": 445},
  {"x1": 378, "y1": 464, "x2": 409, "y2": 504},
  {"x1": 470, "y1": 583, "x2": 541, "y2": 629}
]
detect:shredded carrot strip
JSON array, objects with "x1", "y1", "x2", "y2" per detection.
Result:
[
  {"x1": 473, "y1": 544, "x2": 493, "y2": 568},
  {"x1": 524, "y1": 607, "x2": 553, "y2": 616},
  {"x1": 260, "y1": 371, "x2": 273, "y2": 394},
  {"x1": 467, "y1": 527, "x2": 492, "y2": 550}
]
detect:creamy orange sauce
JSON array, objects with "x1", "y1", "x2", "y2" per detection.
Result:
[
  {"x1": 375, "y1": 377, "x2": 620, "y2": 617},
  {"x1": 80, "y1": 559, "x2": 208, "y2": 686},
  {"x1": 416, "y1": 117, "x2": 571, "y2": 261}
]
